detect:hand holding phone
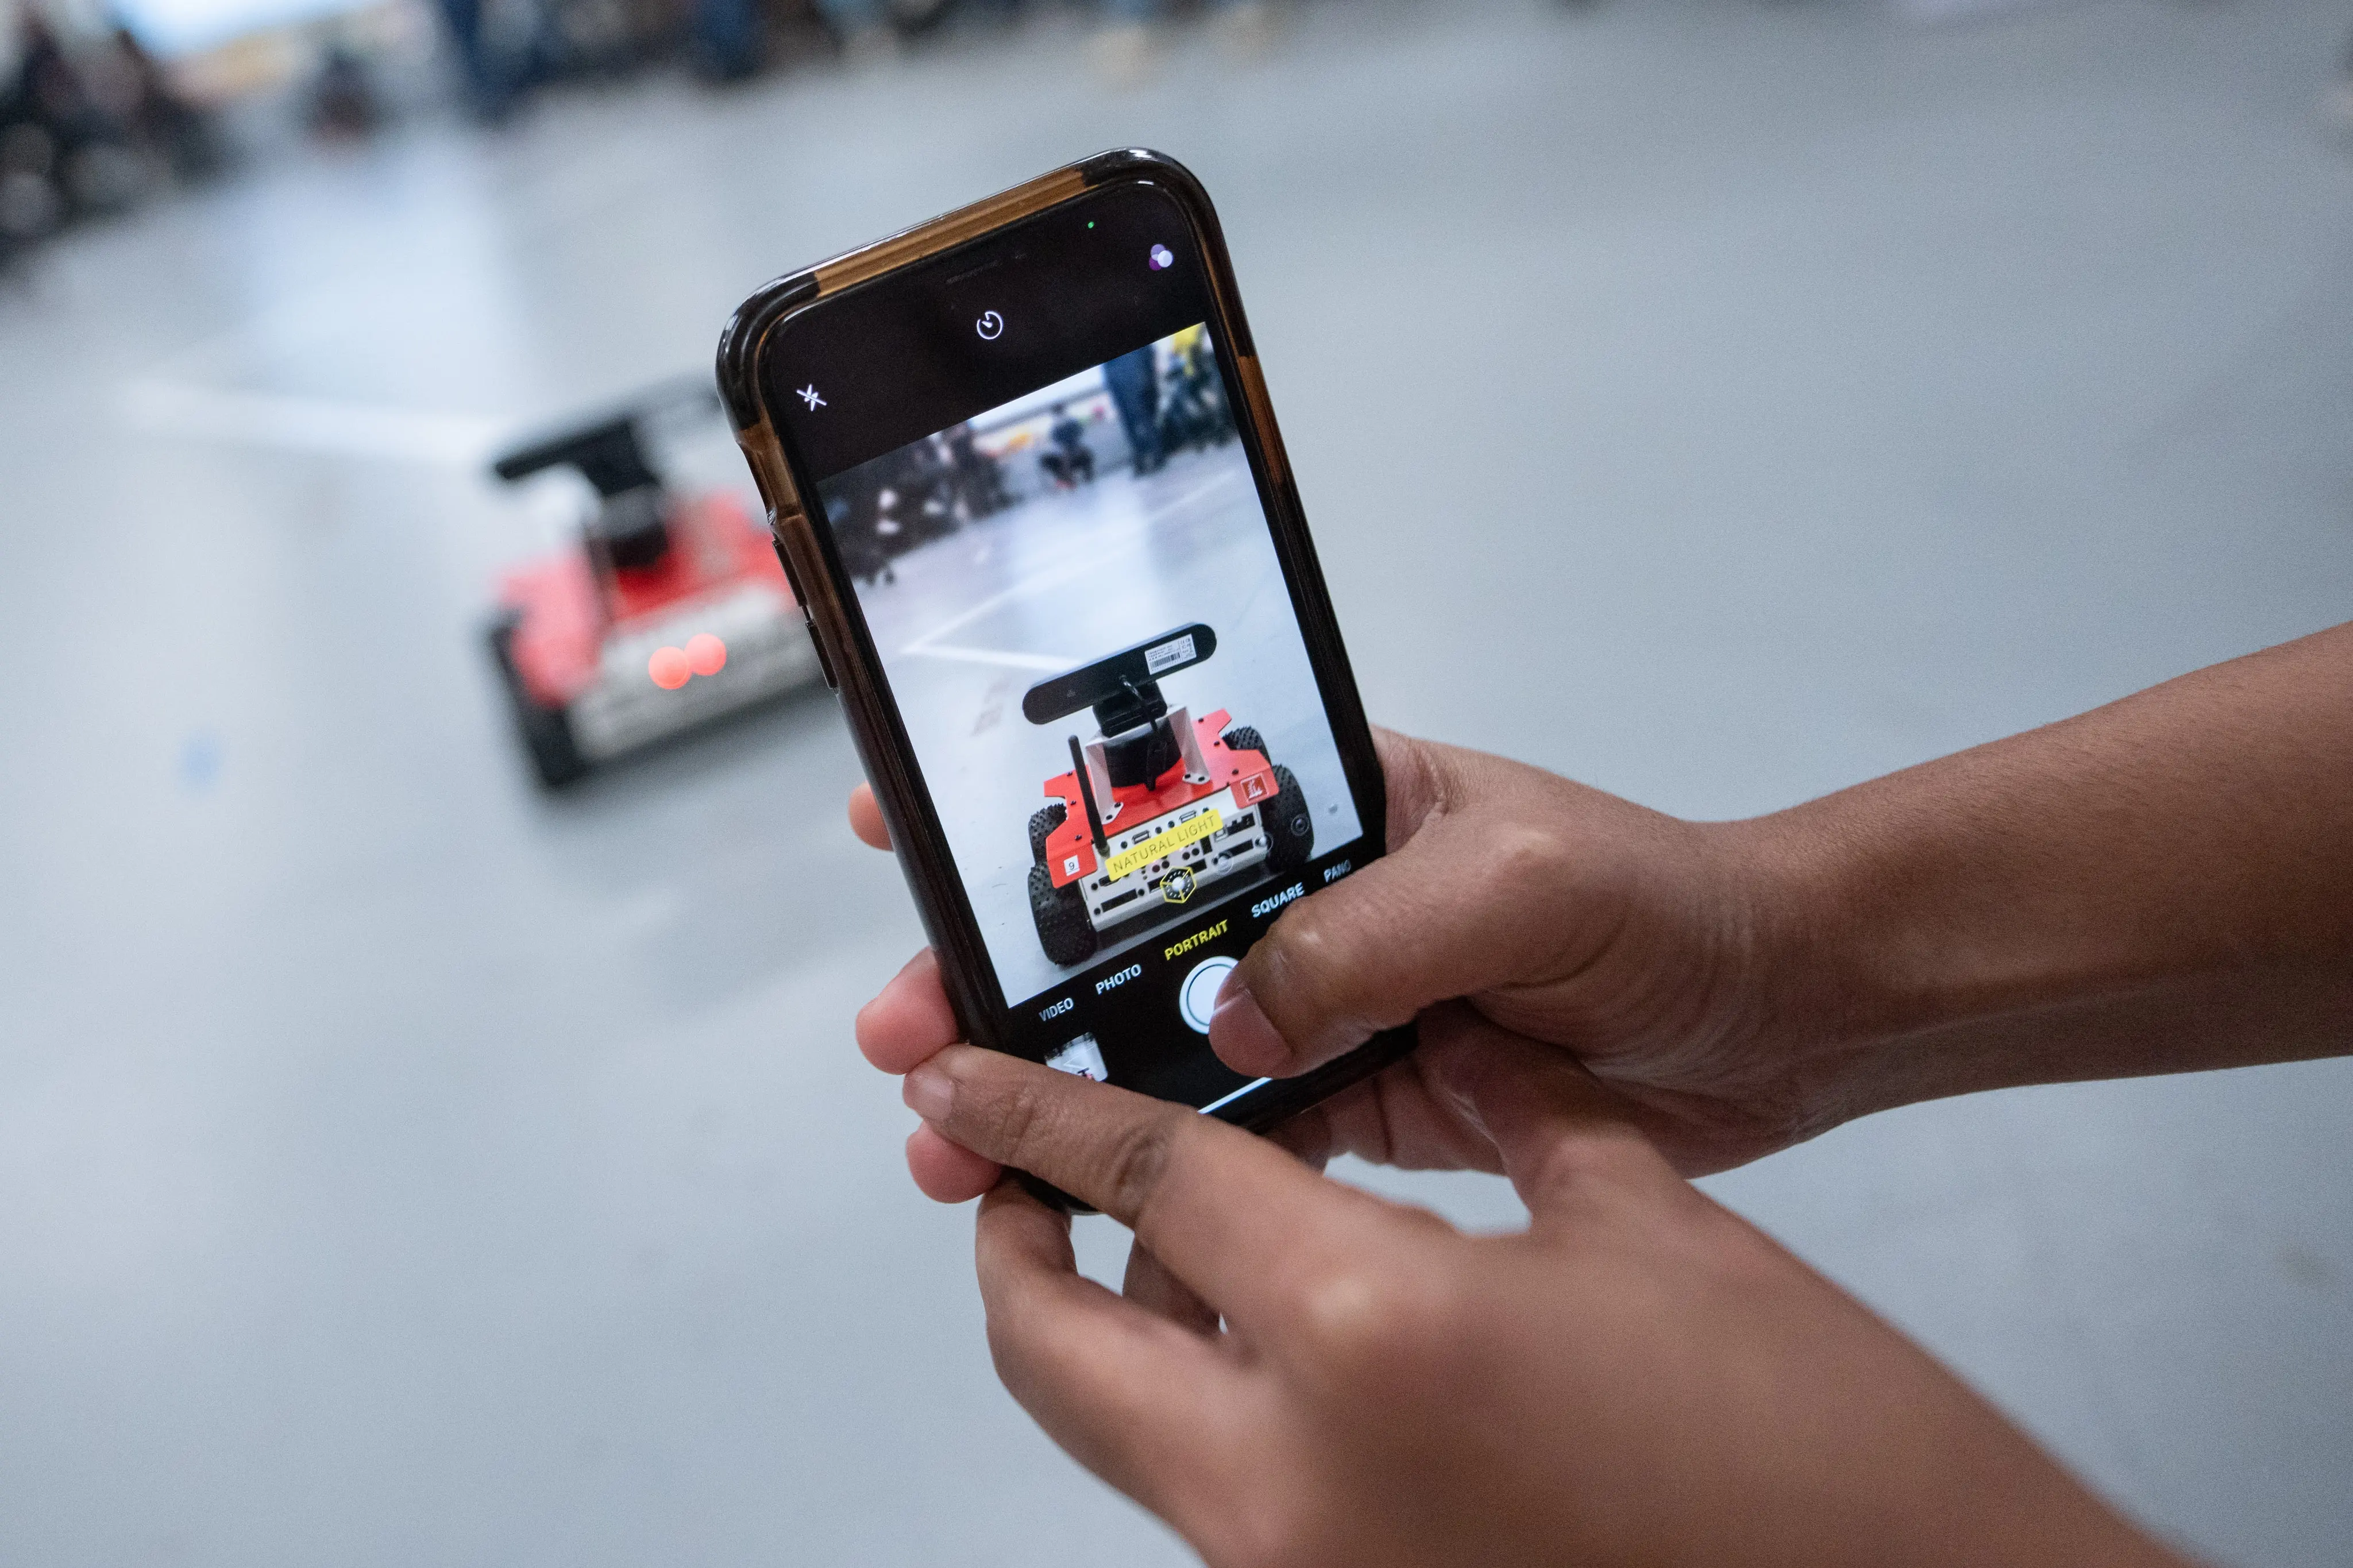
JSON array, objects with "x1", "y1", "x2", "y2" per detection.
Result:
[
  {"x1": 759, "y1": 160, "x2": 2316, "y2": 1565},
  {"x1": 847, "y1": 722, "x2": 1806, "y2": 1199},
  {"x1": 846, "y1": 721, "x2": 2212, "y2": 1568},
  {"x1": 722, "y1": 150, "x2": 1410, "y2": 1137}
]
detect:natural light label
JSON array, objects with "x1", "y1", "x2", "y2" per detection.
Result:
[{"x1": 1106, "y1": 808, "x2": 1222, "y2": 880}]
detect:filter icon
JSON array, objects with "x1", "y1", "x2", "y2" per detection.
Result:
[{"x1": 1148, "y1": 244, "x2": 1174, "y2": 271}]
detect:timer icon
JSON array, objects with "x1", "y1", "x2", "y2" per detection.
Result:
[{"x1": 975, "y1": 310, "x2": 1004, "y2": 340}]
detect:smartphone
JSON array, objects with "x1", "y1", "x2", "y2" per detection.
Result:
[{"x1": 718, "y1": 148, "x2": 1411, "y2": 1136}]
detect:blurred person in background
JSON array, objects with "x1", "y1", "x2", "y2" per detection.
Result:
[
  {"x1": 942, "y1": 420, "x2": 1009, "y2": 520},
  {"x1": 689, "y1": 0, "x2": 760, "y2": 80},
  {"x1": 0, "y1": 9, "x2": 61, "y2": 257},
  {"x1": 811, "y1": 0, "x2": 892, "y2": 61},
  {"x1": 7, "y1": 7, "x2": 136, "y2": 215},
  {"x1": 904, "y1": 431, "x2": 962, "y2": 545},
  {"x1": 1092, "y1": 0, "x2": 1276, "y2": 81},
  {"x1": 871, "y1": 481, "x2": 906, "y2": 553},
  {"x1": 309, "y1": 38, "x2": 384, "y2": 137},
  {"x1": 434, "y1": 0, "x2": 533, "y2": 121},
  {"x1": 1037, "y1": 401, "x2": 1095, "y2": 488},
  {"x1": 97, "y1": 24, "x2": 221, "y2": 179},
  {"x1": 826, "y1": 489, "x2": 895, "y2": 586},
  {"x1": 811, "y1": 0, "x2": 1017, "y2": 60},
  {"x1": 1101, "y1": 342, "x2": 1162, "y2": 475},
  {"x1": 846, "y1": 620, "x2": 2353, "y2": 1566},
  {"x1": 0, "y1": 2, "x2": 209, "y2": 250},
  {"x1": 1155, "y1": 320, "x2": 1232, "y2": 453}
]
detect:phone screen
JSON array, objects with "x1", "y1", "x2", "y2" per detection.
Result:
[{"x1": 768, "y1": 183, "x2": 1382, "y2": 1117}]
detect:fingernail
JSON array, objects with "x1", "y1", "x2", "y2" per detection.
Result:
[
  {"x1": 1210, "y1": 981, "x2": 1288, "y2": 1073},
  {"x1": 903, "y1": 1063, "x2": 955, "y2": 1122}
]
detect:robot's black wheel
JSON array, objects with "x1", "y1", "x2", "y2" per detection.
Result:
[
  {"x1": 488, "y1": 619, "x2": 590, "y2": 790},
  {"x1": 1029, "y1": 864, "x2": 1098, "y2": 967},
  {"x1": 1218, "y1": 724, "x2": 1264, "y2": 758},
  {"x1": 1264, "y1": 764, "x2": 1314, "y2": 872},
  {"x1": 1028, "y1": 801, "x2": 1067, "y2": 865}
]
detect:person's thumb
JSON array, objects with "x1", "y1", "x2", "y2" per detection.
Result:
[
  {"x1": 1206, "y1": 800, "x2": 1570, "y2": 1079},
  {"x1": 1418, "y1": 1006, "x2": 1680, "y2": 1220}
]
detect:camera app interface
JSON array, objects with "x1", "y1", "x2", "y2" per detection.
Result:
[{"x1": 815, "y1": 326, "x2": 1367, "y2": 1111}]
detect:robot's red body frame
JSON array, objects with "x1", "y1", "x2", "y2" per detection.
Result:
[
  {"x1": 1038, "y1": 708, "x2": 1276, "y2": 893},
  {"x1": 496, "y1": 491, "x2": 790, "y2": 709}
]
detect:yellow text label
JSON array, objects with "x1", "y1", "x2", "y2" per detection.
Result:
[{"x1": 1106, "y1": 808, "x2": 1223, "y2": 881}]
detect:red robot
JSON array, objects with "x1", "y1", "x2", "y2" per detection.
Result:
[
  {"x1": 485, "y1": 386, "x2": 820, "y2": 787},
  {"x1": 1024, "y1": 624, "x2": 1313, "y2": 966}
]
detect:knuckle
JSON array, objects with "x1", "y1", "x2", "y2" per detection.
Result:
[
  {"x1": 1274, "y1": 889, "x2": 1343, "y2": 963},
  {"x1": 988, "y1": 1075, "x2": 1054, "y2": 1167},
  {"x1": 979, "y1": 1289, "x2": 1045, "y2": 1391},
  {"x1": 1375, "y1": 727, "x2": 1453, "y2": 843},
  {"x1": 982, "y1": 1312, "x2": 1071, "y2": 1421},
  {"x1": 1097, "y1": 1105, "x2": 1187, "y2": 1225},
  {"x1": 1258, "y1": 902, "x2": 1327, "y2": 992},
  {"x1": 1482, "y1": 818, "x2": 1568, "y2": 899},
  {"x1": 981, "y1": 1305, "x2": 1023, "y2": 1377},
  {"x1": 1291, "y1": 1254, "x2": 1456, "y2": 1378},
  {"x1": 1259, "y1": 900, "x2": 1370, "y2": 1030}
]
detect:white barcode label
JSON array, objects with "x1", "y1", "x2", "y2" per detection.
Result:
[{"x1": 1145, "y1": 634, "x2": 1195, "y2": 674}]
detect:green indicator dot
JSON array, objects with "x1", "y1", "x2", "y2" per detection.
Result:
[{"x1": 1087, "y1": 221, "x2": 1096, "y2": 229}]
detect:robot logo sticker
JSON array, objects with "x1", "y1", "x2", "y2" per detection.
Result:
[{"x1": 1162, "y1": 867, "x2": 1197, "y2": 905}]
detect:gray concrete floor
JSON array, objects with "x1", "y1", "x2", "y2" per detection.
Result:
[{"x1": 3, "y1": 1, "x2": 2351, "y2": 1564}]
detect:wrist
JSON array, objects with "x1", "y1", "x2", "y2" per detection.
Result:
[
  {"x1": 1714, "y1": 798, "x2": 1998, "y2": 1139},
  {"x1": 1732, "y1": 771, "x2": 2159, "y2": 1133},
  {"x1": 1729, "y1": 629, "x2": 2353, "y2": 1120},
  {"x1": 1598, "y1": 811, "x2": 1910, "y2": 1162}
]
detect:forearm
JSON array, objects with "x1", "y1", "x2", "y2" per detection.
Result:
[{"x1": 1762, "y1": 622, "x2": 2353, "y2": 1119}]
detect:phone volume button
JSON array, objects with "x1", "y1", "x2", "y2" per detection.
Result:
[
  {"x1": 803, "y1": 608, "x2": 838, "y2": 690},
  {"x1": 770, "y1": 537, "x2": 808, "y2": 604}
]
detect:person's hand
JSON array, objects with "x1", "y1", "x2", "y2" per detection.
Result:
[
  {"x1": 850, "y1": 725, "x2": 1841, "y2": 1193},
  {"x1": 1199, "y1": 727, "x2": 1853, "y2": 1176},
  {"x1": 886, "y1": 1014, "x2": 2184, "y2": 1568},
  {"x1": 847, "y1": 741, "x2": 1510, "y2": 1202}
]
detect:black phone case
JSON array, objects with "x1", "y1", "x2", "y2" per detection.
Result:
[{"x1": 716, "y1": 148, "x2": 1415, "y2": 1155}]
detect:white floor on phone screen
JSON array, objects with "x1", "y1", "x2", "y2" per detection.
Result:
[{"x1": 2, "y1": 2, "x2": 2350, "y2": 1567}]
